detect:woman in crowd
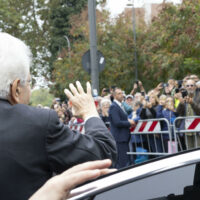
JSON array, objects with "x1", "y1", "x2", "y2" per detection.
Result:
[
  {"x1": 156, "y1": 95, "x2": 178, "y2": 152},
  {"x1": 99, "y1": 98, "x2": 112, "y2": 128},
  {"x1": 139, "y1": 94, "x2": 159, "y2": 154}
]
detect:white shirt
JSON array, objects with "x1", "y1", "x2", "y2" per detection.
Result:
[{"x1": 114, "y1": 99, "x2": 122, "y2": 107}]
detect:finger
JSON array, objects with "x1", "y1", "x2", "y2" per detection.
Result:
[
  {"x1": 66, "y1": 159, "x2": 112, "y2": 175},
  {"x1": 99, "y1": 168, "x2": 117, "y2": 176},
  {"x1": 65, "y1": 168, "x2": 116, "y2": 191},
  {"x1": 62, "y1": 159, "x2": 112, "y2": 176},
  {"x1": 86, "y1": 82, "x2": 92, "y2": 95},
  {"x1": 69, "y1": 83, "x2": 79, "y2": 96},
  {"x1": 64, "y1": 89, "x2": 73, "y2": 99},
  {"x1": 61, "y1": 169, "x2": 101, "y2": 194},
  {"x1": 76, "y1": 81, "x2": 85, "y2": 94}
]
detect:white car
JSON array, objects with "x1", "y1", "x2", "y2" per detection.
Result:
[{"x1": 69, "y1": 149, "x2": 200, "y2": 200}]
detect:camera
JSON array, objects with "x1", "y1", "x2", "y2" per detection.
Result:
[
  {"x1": 181, "y1": 89, "x2": 188, "y2": 98},
  {"x1": 175, "y1": 88, "x2": 180, "y2": 93},
  {"x1": 135, "y1": 80, "x2": 139, "y2": 85}
]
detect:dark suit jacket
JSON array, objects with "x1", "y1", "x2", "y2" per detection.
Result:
[
  {"x1": 109, "y1": 101, "x2": 131, "y2": 142},
  {"x1": 0, "y1": 100, "x2": 117, "y2": 200}
]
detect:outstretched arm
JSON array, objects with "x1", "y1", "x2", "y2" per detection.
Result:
[{"x1": 29, "y1": 159, "x2": 115, "y2": 200}]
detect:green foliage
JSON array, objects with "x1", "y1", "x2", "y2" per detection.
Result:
[
  {"x1": 0, "y1": 0, "x2": 88, "y2": 78},
  {"x1": 1, "y1": 0, "x2": 200, "y2": 98},
  {"x1": 139, "y1": 0, "x2": 200, "y2": 89},
  {"x1": 0, "y1": 0, "x2": 50, "y2": 76},
  {"x1": 51, "y1": 7, "x2": 138, "y2": 95},
  {"x1": 48, "y1": 0, "x2": 88, "y2": 73},
  {"x1": 30, "y1": 89, "x2": 54, "y2": 107}
]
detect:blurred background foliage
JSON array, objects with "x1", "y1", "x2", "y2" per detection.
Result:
[
  {"x1": 30, "y1": 89, "x2": 54, "y2": 107},
  {"x1": 0, "y1": 0, "x2": 200, "y2": 101}
]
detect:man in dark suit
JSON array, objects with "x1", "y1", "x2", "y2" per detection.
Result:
[
  {"x1": 0, "y1": 32, "x2": 117, "y2": 200},
  {"x1": 109, "y1": 87, "x2": 135, "y2": 169}
]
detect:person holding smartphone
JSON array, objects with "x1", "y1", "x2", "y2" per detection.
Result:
[{"x1": 176, "y1": 79, "x2": 200, "y2": 149}]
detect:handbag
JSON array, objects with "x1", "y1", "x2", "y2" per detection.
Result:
[{"x1": 168, "y1": 141, "x2": 177, "y2": 154}]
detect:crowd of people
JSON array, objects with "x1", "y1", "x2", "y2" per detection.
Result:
[
  {"x1": 102, "y1": 75, "x2": 200, "y2": 167},
  {"x1": 46, "y1": 75, "x2": 200, "y2": 168},
  {"x1": 2, "y1": 30, "x2": 200, "y2": 200}
]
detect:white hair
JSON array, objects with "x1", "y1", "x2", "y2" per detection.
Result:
[
  {"x1": 0, "y1": 32, "x2": 32, "y2": 99},
  {"x1": 100, "y1": 98, "x2": 111, "y2": 108}
]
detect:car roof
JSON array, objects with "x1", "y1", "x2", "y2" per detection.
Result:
[{"x1": 68, "y1": 148, "x2": 200, "y2": 200}]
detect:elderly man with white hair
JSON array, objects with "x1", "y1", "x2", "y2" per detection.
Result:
[
  {"x1": 0, "y1": 32, "x2": 117, "y2": 200},
  {"x1": 176, "y1": 78, "x2": 200, "y2": 149}
]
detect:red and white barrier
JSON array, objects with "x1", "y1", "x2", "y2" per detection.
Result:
[
  {"x1": 68, "y1": 123, "x2": 85, "y2": 134},
  {"x1": 131, "y1": 120, "x2": 161, "y2": 133},
  {"x1": 185, "y1": 118, "x2": 200, "y2": 131}
]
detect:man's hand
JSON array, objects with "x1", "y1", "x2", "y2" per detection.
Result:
[
  {"x1": 185, "y1": 96, "x2": 193, "y2": 104},
  {"x1": 146, "y1": 102, "x2": 152, "y2": 109},
  {"x1": 133, "y1": 83, "x2": 138, "y2": 90},
  {"x1": 29, "y1": 159, "x2": 116, "y2": 200},
  {"x1": 142, "y1": 100, "x2": 147, "y2": 108},
  {"x1": 155, "y1": 83, "x2": 163, "y2": 91},
  {"x1": 64, "y1": 81, "x2": 99, "y2": 120},
  {"x1": 138, "y1": 81, "x2": 143, "y2": 88},
  {"x1": 128, "y1": 119, "x2": 135, "y2": 126},
  {"x1": 101, "y1": 88, "x2": 108, "y2": 97}
]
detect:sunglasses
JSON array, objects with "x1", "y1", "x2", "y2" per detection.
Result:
[{"x1": 186, "y1": 84, "x2": 194, "y2": 87}]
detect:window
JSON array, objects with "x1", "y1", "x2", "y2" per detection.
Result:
[{"x1": 94, "y1": 164, "x2": 198, "y2": 200}]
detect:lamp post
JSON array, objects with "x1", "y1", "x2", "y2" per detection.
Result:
[
  {"x1": 88, "y1": 0, "x2": 99, "y2": 95},
  {"x1": 127, "y1": 0, "x2": 138, "y2": 81},
  {"x1": 64, "y1": 35, "x2": 71, "y2": 59},
  {"x1": 57, "y1": 35, "x2": 71, "y2": 61}
]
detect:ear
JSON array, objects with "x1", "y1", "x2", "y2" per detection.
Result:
[{"x1": 9, "y1": 79, "x2": 21, "y2": 105}]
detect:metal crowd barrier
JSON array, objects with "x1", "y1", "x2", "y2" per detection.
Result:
[
  {"x1": 173, "y1": 116, "x2": 200, "y2": 151},
  {"x1": 67, "y1": 117, "x2": 200, "y2": 162},
  {"x1": 127, "y1": 118, "x2": 175, "y2": 157}
]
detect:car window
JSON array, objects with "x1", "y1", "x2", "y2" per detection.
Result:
[{"x1": 94, "y1": 163, "x2": 198, "y2": 200}]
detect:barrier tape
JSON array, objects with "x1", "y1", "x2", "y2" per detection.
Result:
[
  {"x1": 131, "y1": 120, "x2": 161, "y2": 133},
  {"x1": 68, "y1": 123, "x2": 85, "y2": 134}
]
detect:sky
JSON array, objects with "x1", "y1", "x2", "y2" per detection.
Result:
[{"x1": 105, "y1": 0, "x2": 182, "y2": 17}]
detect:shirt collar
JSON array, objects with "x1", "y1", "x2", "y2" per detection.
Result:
[{"x1": 114, "y1": 99, "x2": 122, "y2": 107}]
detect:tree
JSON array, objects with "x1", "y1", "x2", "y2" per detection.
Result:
[
  {"x1": 48, "y1": 0, "x2": 88, "y2": 73},
  {"x1": 139, "y1": 0, "x2": 200, "y2": 89},
  {"x1": 51, "y1": 5, "x2": 144, "y2": 96},
  {"x1": 2, "y1": 0, "x2": 200, "y2": 97},
  {"x1": 0, "y1": 0, "x2": 50, "y2": 77},
  {"x1": 0, "y1": 0, "x2": 88, "y2": 79},
  {"x1": 30, "y1": 88, "x2": 54, "y2": 107}
]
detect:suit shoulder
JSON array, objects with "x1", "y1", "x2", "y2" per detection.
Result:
[
  {"x1": 14, "y1": 104, "x2": 57, "y2": 123},
  {"x1": 110, "y1": 102, "x2": 118, "y2": 109}
]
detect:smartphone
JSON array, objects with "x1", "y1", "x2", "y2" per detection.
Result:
[
  {"x1": 145, "y1": 96, "x2": 149, "y2": 102},
  {"x1": 162, "y1": 83, "x2": 168, "y2": 88},
  {"x1": 104, "y1": 88, "x2": 110, "y2": 93}
]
